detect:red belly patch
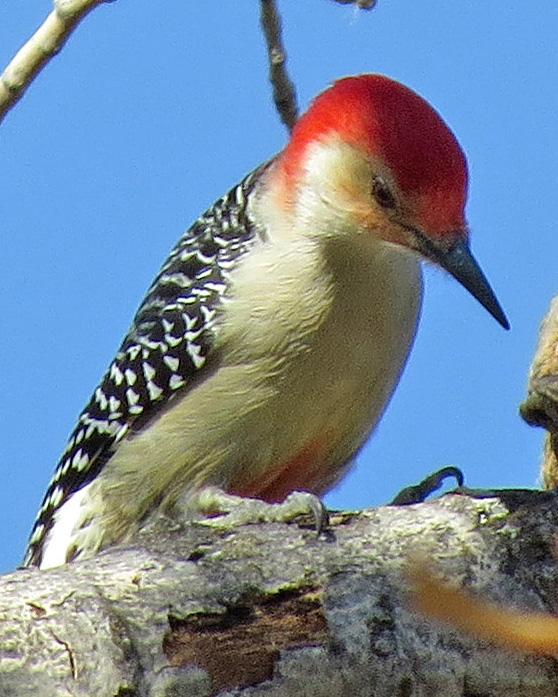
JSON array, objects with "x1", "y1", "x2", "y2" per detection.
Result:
[{"x1": 229, "y1": 439, "x2": 332, "y2": 503}]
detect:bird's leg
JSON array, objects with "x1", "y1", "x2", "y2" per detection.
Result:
[
  {"x1": 181, "y1": 487, "x2": 329, "y2": 533},
  {"x1": 389, "y1": 466, "x2": 464, "y2": 505}
]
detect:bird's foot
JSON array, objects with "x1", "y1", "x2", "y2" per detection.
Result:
[
  {"x1": 390, "y1": 466, "x2": 464, "y2": 505},
  {"x1": 184, "y1": 487, "x2": 329, "y2": 533}
]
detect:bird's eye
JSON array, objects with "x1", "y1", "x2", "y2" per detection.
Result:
[{"x1": 371, "y1": 177, "x2": 396, "y2": 209}]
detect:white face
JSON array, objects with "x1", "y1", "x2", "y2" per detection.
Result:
[
  {"x1": 255, "y1": 133, "x2": 450, "y2": 261},
  {"x1": 287, "y1": 136, "x2": 416, "y2": 250}
]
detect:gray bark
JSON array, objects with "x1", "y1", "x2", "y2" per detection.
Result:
[
  {"x1": 1, "y1": 491, "x2": 558, "y2": 697},
  {"x1": 520, "y1": 295, "x2": 558, "y2": 488}
]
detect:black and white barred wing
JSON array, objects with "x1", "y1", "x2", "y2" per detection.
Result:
[{"x1": 24, "y1": 167, "x2": 266, "y2": 567}]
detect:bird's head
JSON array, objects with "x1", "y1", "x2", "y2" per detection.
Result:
[{"x1": 274, "y1": 74, "x2": 508, "y2": 329}]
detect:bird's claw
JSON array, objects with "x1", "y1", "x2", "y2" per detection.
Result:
[
  {"x1": 185, "y1": 487, "x2": 329, "y2": 534},
  {"x1": 389, "y1": 466, "x2": 465, "y2": 506}
]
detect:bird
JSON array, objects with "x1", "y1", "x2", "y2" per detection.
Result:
[{"x1": 23, "y1": 74, "x2": 508, "y2": 569}]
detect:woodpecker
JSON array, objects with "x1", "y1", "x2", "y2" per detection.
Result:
[{"x1": 24, "y1": 74, "x2": 508, "y2": 569}]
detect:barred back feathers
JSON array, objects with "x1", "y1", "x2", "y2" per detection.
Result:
[{"x1": 24, "y1": 166, "x2": 267, "y2": 567}]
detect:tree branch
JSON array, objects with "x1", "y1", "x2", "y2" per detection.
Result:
[
  {"x1": 1, "y1": 492, "x2": 558, "y2": 695},
  {"x1": 259, "y1": 0, "x2": 378, "y2": 133},
  {"x1": 520, "y1": 296, "x2": 558, "y2": 488},
  {"x1": 330, "y1": 0, "x2": 377, "y2": 8},
  {"x1": 259, "y1": 0, "x2": 299, "y2": 133},
  {"x1": 0, "y1": 0, "x2": 111, "y2": 125}
]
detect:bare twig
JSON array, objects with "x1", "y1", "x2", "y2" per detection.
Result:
[
  {"x1": 331, "y1": 0, "x2": 377, "y2": 8},
  {"x1": 259, "y1": 0, "x2": 298, "y2": 133},
  {"x1": 0, "y1": 0, "x2": 111, "y2": 125}
]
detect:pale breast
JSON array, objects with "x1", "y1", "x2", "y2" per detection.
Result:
[
  {"x1": 218, "y1": 234, "x2": 423, "y2": 496},
  {"x1": 79, "y1": 234, "x2": 422, "y2": 537}
]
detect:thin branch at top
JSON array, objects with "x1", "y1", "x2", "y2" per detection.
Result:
[
  {"x1": 259, "y1": 0, "x2": 299, "y2": 133},
  {"x1": 0, "y1": 0, "x2": 111, "y2": 125},
  {"x1": 331, "y1": 0, "x2": 377, "y2": 8}
]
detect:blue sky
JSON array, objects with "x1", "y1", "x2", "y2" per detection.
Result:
[{"x1": 0, "y1": 1, "x2": 556, "y2": 572}]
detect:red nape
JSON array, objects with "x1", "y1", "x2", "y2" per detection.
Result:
[
  {"x1": 280, "y1": 74, "x2": 468, "y2": 235},
  {"x1": 229, "y1": 440, "x2": 330, "y2": 504}
]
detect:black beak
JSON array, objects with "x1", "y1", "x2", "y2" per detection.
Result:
[{"x1": 415, "y1": 234, "x2": 509, "y2": 330}]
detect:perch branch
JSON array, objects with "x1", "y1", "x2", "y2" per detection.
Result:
[{"x1": 1, "y1": 493, "x2": 558, "y2": 695}]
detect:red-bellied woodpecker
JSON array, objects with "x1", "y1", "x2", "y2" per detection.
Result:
[{"x1": 24, "y1": 74, "x2": 508, "y2": 569}]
